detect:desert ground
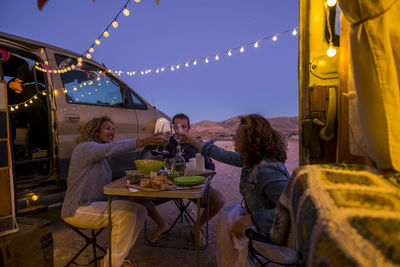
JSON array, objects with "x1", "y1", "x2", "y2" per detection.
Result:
[{"x1": 31, "y1": 135, "x2": 299, "y2": 267}]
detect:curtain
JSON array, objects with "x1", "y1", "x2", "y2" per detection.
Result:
[{"x1": 338, "y1": 0, "x2": 400, "y2": 171}]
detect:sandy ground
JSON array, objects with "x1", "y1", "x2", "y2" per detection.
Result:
[{"x1": 29, "y1": 136, "x2": 299, "y2": 267}]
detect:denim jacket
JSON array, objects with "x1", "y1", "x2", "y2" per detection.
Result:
[{"x1": 200, "y1": 140, "x2": 290, "y2": 234}]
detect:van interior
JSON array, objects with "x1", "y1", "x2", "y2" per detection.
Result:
[{"x1": 0, "y1": 47, "x2": 59, "y2": 207}]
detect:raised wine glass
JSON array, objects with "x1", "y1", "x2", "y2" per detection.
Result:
[{"x1": 151, "y1": 118, "x2": 172, "y2": 155}]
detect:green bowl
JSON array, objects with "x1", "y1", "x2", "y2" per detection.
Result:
[
  {"x1": 174, "y1": 176, "x2": 205, "y2": 186},
  {"x1": 134, "y1": 159, "x2": 164, "y2": 176}
]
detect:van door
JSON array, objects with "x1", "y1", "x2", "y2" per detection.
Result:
[
  {"x1": 45, "y1": 51, "x2": 160, "y2": 180},
  {"x1": 0, "y1": 79, "x2": 13, "y2": 216},
  {"x1": 0, "y1": 44, "x2": 56, "y2": 207}
]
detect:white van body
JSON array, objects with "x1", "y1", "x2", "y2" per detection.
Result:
[{"x1": 0, "y1": 32, "x2": 167, "y2": 211}]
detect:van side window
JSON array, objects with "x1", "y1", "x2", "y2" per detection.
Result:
[
  {"x1": 55, "y1": 54, "x2": 125, "y2": 107},
  {"x1": 128, "y1": 90, "x2": 148, "y2": 110}
]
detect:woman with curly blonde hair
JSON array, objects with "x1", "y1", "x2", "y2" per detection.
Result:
[
  {"x1": 180, "y1": 114, "x2": 290, "y2": 267},
  {"x1": 62, "y1": 115, "x2": 167, "y2": 267}
]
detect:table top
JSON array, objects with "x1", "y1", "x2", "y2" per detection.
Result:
[{"x1": 104, "y1": 169, "x2": 216, "y2": 199}]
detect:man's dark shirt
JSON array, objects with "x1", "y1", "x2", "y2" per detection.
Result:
[{"x1": 166, "y1": 137, "x2": 215, "y2": 171}]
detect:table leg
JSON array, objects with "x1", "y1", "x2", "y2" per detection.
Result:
[
  {"x1": 196, "y1": 198, "x2": 201, "y2": 267},
  {"x1": 108, "y1": 196, "x2": 112, "y2": 267}
]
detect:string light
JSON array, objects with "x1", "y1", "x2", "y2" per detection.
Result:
[
  {"x1": 112, "y1": 21, "x2": 119, "y2": 28},
  {"x1": 8, "y1": 91, "x2": 47, "y2": 110},
  {"x1": 103, "y1": 31, "x2": 110, "y2": 38},
  {"x1": 113, "y1": 26, "x2": 298, "y2": 77},
  {"x1": 123, "y1": 8, "x2": 130, "y2": 16},
  {"x1": 89, "y1": 47, "x2": 94, "y2": 53},
  {"x1": 95, "y1": 39, "x2": 101, "y2": 45},
  {"x1": 327, "y1": 44, "x2": 336, "y2": 57},
  {"x1": 327, "y1": 0, "x2": 336, "y2": 7}
]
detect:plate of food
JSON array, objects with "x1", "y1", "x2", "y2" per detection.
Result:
[{"x1": 126, "y1": 173, "x2": 176, "y2": 191}]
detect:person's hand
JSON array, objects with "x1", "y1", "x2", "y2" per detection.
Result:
[
  {"x1": 229, "y1": 214, "x2": 252, "y2": 239},
  {"x1": 179, "y1": 133, "x2": 202, "y2": 148},
  {"x1": 142, "y1": 134, "x2": 169, "y2": 146},
  {"x1": 229, "y1": 220, "x2": 247, "y2": 239}
]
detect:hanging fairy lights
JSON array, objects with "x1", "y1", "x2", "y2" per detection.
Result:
[
  {"x1": 33, "y1": 0, "x2": 141, "y2": 74},
  {"x1": 325, "y1": 0, "x2": 337, "y2": 57},
  {"x1": 113, "y1": 26, "x2": 298, "y2": 77},
  {"x1": 8, "y1": 91, "x2": 47, "y2": 111}
]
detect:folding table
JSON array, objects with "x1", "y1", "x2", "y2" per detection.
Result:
[{"x1": 103, "y1": 169, "x2": 215, "y2": 267}]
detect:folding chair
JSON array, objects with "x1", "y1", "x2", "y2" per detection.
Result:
[
  {"x1": 64, "y1": 222, "x2": 107, "y2": 267},
  {"x1": 246, "y1": 228, "x2": 297, "y2": 266}
]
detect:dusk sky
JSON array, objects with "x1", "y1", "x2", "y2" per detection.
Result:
[{"x1": 0, "y1": 0, "x2": 299, "y2": 123}]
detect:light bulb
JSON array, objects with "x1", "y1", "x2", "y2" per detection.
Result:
[
  {"x1": 123, "y1": 8, "x2": 130, "y2": 16},
  {"x1": 176, "y1": 65, "x2": 180, "y2": 69},
  {"x1": 78, "y1": 62, "x2": 82, "y2": 67},
  {"x1": 24, "y1": 103, "x2": 28, "y2": 107},
  {"x1": 272, "y1": 36, "x2": 277, "y2": 41},
  {"x1": 86, "y1": 54, "x2": 92, "y2": 59},
  {"x1": 95, "y1": 39, "x2": 101, "y2": 45},
  {"x1": 161, "y1": 68, "x2": 165, "y2": 71},
  {"x1": 215, "y1": 54, "x2": 219, "y2": 60},
  {"x1": 254, "y1": 41, "x2": 259, "y2": 48},
  {"x1": 135, "y1": 0, "x2": 141, "y2": 2},
  {"x1": 193, "y1": 60, "x2": 197, "y2": 65},
  {"x1": 32, "y1": 194, "x2": 39, "y2": 201},
  {"x1": 67, "y1": 67, "x2": 71, "y2": 71},
  {"x1": 45, "y1": 61, "x2": 49, "y2": 65},
  {"x1": 156, "y1": 69, "x2": 159, "y2": 73},
  {"x1": 292, "y1": 29, "x2": 297, "y2": 35},
  {"x1": 327, "y1": 0, "x2": 336, "y2": 7},
  {"x1": 15, "y1": 106, "x2": 19, "y2": 109},
  {"x1": 78, "y1": 57, "x2": 83, "y2": 62},
  {"x1": 103, "y1": 31, "x2": 109, "y2": 37},
  {"x1": 205, "y1": 58, "x2": 209, "y2": 63},
  {"x1": 185, "y1": 62, "x2": 189, "y2": 67},
  {"x1": 54, "y1": 90, "x2": 58, "y2": 95},
  {"x1": 34, "y1": 96, "x2": 37, "y2": 99},
  {"x1": 171, "y1": 66, "x2": 174, "y2": 71},
  {"x1": 112, "y1": 21, "x2": 118, "y2": 28},
  {"x1": 228, "y1": 50, "x2": 232, "y2": 56},
  {"x1": 11, "y1": 107, "x2": 14, "y2": 111},
  {"x1": 89, "y1": 47, "x2": 94, "y2": 53},
  {"x1": 71, "y1": 65, "x2": 75, "y2": 69},
  {"x1": 240, "y1": 46, "x2": 244, "y2": 53},
  {"x1": 30, "y1": 100, "x2": 33, "y2": 103},
  {"x1": 327, "y1": 45, "x2": 336, "y2": 57}
]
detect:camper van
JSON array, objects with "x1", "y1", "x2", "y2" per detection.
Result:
[{"x1": 0, "y1": 32, "x2": 167, "y2": 213}]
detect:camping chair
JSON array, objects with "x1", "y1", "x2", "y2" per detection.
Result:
[
  {"x1": 246, "y1": 228, "x2": 297, "y2": 266},
  {"x1": 64, "y1": 222, "x2": 107, "y2": 267}
]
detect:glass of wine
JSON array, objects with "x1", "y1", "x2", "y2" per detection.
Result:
[{"x1": 151, "y1": 118, "x2": 173, "y2": 156}]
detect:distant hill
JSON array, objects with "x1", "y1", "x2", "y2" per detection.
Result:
[{"x1": 191, "y1": 116, "x2": 298, "y2": 140}]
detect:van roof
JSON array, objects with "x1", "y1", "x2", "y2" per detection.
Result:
[{"x1": 0, "y1": 31, "x2": 82, "y2": 58}]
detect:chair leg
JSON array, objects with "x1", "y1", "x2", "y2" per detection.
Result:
[
  {"x1": 64, "y1": 227, "x2": 106, "y2": 267},
  {"x1": 92, "y1": 229, "x2": 98, "y2": 267}
]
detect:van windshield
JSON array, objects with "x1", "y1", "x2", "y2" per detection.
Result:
[{"x1": 54, "y1": 54, "x2": 146, "y2": 109}]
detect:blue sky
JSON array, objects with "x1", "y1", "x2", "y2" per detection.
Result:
[{"x1": 0, "y1": 0, "x2": 299, "y2": 123}]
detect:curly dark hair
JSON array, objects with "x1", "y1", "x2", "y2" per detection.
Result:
[
  {"x1": 75, "y1": 116, "x2": 113, "y2": 144},
  {"x1": 235, "y1": 114, "x2": 287, "y2": 167}
]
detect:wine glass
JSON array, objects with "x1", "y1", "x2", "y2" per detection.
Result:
[
  {"x1": 172, "y1": 123, "x2": 184, "y2": 156},
  {"x1": 151, "y1": 118, "x2": 172, "y2": 155}
]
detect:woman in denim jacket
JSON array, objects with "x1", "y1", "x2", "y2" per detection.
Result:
[{"x1": 180, "y1": 114, "x2": 290, "y2": 266}]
